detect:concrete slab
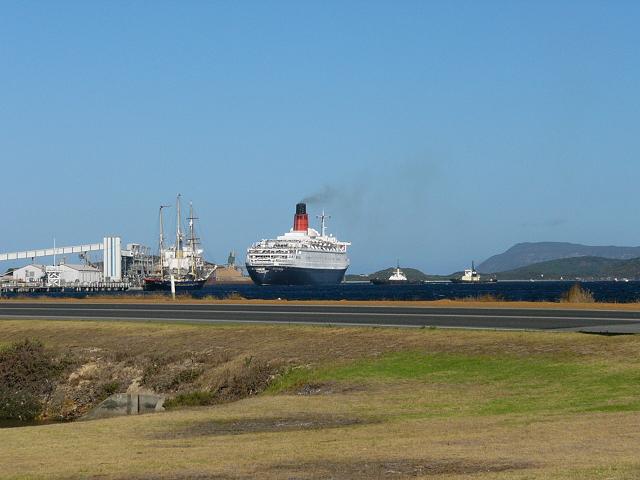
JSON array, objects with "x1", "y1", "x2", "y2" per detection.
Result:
[
  {"x1": 558, "y1": 323, "x2": 640, "y2": 334},
  {"x1": 83, "y1": 393, "x2": 165, "y2": 420}
]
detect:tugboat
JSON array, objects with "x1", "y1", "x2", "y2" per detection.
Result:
[
  {"x1": 143, "y1": 194, "x2": 214, "y2": 291},
  {"x1": 450, "y1": 261, "x2": 497, "y2": 283},
  {"x1": 370, "y1": 261, "x2": 422, "y2": 285}
]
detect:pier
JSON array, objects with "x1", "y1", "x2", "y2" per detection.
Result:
[
  {"x1": 0, "y1": 281, "x2": 131, "y2": 294},
  {"x1": 0, "y1": 236, "x2": 154, "y2": 292}
]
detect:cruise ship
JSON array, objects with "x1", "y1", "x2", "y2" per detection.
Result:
[{"x1": 245, "y1": 203, "x2": 350, "y2": 285}]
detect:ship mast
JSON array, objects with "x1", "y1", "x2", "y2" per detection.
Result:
[
  {"x1": 175, "y1": 194, "x2": 184, "y2": 278},
  {"x1": 158, "y1": 205, "x2": 170, "y2": 276},
  {"x1": 187, "y1": 201, "x2": 199, "y2": 277},
  {"x1": 175, "y1": 193, "x2": 184, "y2": 253},
  {"x1": 316, "y1": 209, "x2": 331, "y2": 237}
]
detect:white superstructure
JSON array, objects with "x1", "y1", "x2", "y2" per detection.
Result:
[
  {"x1": 388, "y1": 267, "x2": 408, "y2": 281},
  {"x1": 459, "y1": 268, "x2": 481, "y2": 282},
  {"x1": 247, "y1": 228, "x2": 350, "y2": 270}
]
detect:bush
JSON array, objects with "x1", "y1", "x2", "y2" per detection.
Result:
[
  {"x1": 225, "y1": 292, "x2": 246, "y2": 300},
  {"x1": 215, "y1": 358, "x2": 273, "y2": 402},
  {"x1": 457, "y1": 294, "x2": 503, "y2": 302},
  {"x1": 97, "y1": 380, "x2": 122, "y2": 398},
  {"x1": 164, "y1": 358, "x2": 274, "y2": 410},
  {"x1": 0, "y1": 339, "x2": 67, "y2": 420},
  {"x1": 169, "y1": 368, "x2": 203, "y2": 388},
  {"x1": 561, "y1": 283, "x2": 595, "y2": 303}
]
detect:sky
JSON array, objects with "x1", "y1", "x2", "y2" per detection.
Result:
[{"x1": 1, "y1": 1, "x2": 639, "y2": 274}]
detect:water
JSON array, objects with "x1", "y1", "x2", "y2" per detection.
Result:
[
  {"x1": 195, "y1": 281, "x2": 640, "y2": 302},
  {"x1": 3, "y1": 281, "x2": 640, "y2": 303}
]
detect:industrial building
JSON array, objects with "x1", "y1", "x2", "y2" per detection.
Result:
[
  {"x1": 12, "y1": 264, "x2": 46, "y2": 283},
  {"x1": 0, "y1": 236, "x2": 154, "y2": 290},
  {"x1": 57, "y1": 264, "x2": 102, "y2": 284}
]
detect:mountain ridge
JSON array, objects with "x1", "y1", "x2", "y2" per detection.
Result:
[
  {"x1": 495, "y1": 256, "x2": 640, "y2": 280},
  {"x1": 479, "y1": 242, "x2": 640, "y2": 273}
]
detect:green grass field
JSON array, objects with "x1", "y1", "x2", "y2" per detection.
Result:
[{"x1": 270, "y1": 351, "x2": 640, "y2": 417}]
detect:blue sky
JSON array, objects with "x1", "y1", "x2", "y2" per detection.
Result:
[{"x1": 1, "y1": 1, "x2": 639, "y2": 274}]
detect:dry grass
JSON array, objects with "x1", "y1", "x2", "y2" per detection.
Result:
[
  {"x1": 561, "y1": 283, "x2": 596, "y2": 303},
  {"x1": 1, "y1": 394, "x2": 639, "y2": 479},
  {"x1": 1, "y1": 320, "x2": 640, "y2": 479},
  {"x1": 1, "y1": 319, "x2": 639, "y2": 365},
  {"x1": 3, "y1": 295, "x2": 640, "y2": 311}
]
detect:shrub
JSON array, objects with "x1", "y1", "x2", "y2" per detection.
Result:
[
  {"x1": 0, "y1": 391, "x2": 42, "y2": 421},
  {"x1": 165, "y1": 390, "x2": 215, "y2": 409},
  {"x1": 169, "y1": 368, "x2": 203, "y2": 388},
  {"x1": 457, "y1": 294, "x2": 503, "y2": 302},
  {"x1": 165, "y1": 358, "x2": 275, "y2": 410},
  {"x1": 215, "y1": 358, "x2": 273, "y2": 402},
  {"x1": 0, "y1": 339, "x2": 67, "y2": 420},
  {"x1": 97, "y1": 380, "x2": 122, "y2": 398},
  {"x1": 561, "y1": 283, "x2": 595, "y2": 303},
  {"x1": 224, "y1": 292, "x2": 246, "y2": 300}
]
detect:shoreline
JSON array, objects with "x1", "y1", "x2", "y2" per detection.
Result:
[{"x1": 2, "y1": 296, "x2": 640, "y2": 310}]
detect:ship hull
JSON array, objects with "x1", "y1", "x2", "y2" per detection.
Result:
[
  {"x1": 370, "y1": 279, "x2": 423, "y2": 285},
  {"x1": 449, "y1": 278, "x2": 498, "y2": 284},
  {"x1": 246, "y1": 265, "x2": 347, "y2": 286},
  {"x1": 143, "y1": 277, "x2": 207, "y2": 291}
]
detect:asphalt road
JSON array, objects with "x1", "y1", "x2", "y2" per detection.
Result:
[{"x1": 1, "y1": 302, "x2": 640, "y2": 333}]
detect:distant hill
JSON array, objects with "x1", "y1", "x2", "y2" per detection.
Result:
[
  {"x1": 495, "y1": 256, "x2": 640, "y2": 280},
  {"x1": 479, "y1": 242, "x2": 640, "y2": 273}
]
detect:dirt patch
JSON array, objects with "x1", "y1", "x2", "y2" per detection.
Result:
[
  {"x1": 268, "y1": 458, "x2": 536, "y2": 479},
  {"x1": 156, "y1": 414, "x2": 369, "y2": 438},
  {"x1": 103, "y1": 457, "x2": 535, "y2": 479},
  {"x1": 111, "y1": 474, "x2": 238, "y2": 480}
]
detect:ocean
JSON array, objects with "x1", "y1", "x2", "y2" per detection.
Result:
[{"x1": 4, "y1": 281, "x2": 640, "y2": 303}]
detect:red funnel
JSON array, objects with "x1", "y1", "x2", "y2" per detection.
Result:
[{"x1": 293, "y1": 203, "x2": 309, "y2": 231}]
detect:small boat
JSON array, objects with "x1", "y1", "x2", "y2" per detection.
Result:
[
  {"x1": 450, "y1": 261, "x2": 497, "y2": 284},
  {"x1": 370, "y1": 262, "x2": 422, "y2": 285}
]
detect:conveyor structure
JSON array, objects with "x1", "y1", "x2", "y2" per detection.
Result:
[{"x1": 0, "y1": 237, "x2": 122, "y2": 281}]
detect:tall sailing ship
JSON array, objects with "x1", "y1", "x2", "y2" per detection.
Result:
[
  {"x1": 143, "y1": 194, "x2": 214, "y2": 291},
  {"x1": 245, "y1": 202, "x2": 350, "y2": 285}
]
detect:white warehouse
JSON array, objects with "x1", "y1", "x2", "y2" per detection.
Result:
[
  {"x1": 56, "y1": 264, "x2": 102, "y2": 284},
  {"x1": 12, "y1": 264, "x2": 46, "y2": 283}
]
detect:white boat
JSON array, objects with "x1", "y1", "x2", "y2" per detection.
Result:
[
  {"x1": 450, "y1": 261, "x2": 497, "y2": 283},
  {"x1": 370, "y1": 262, "x2": 421, "y2": 285}
]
